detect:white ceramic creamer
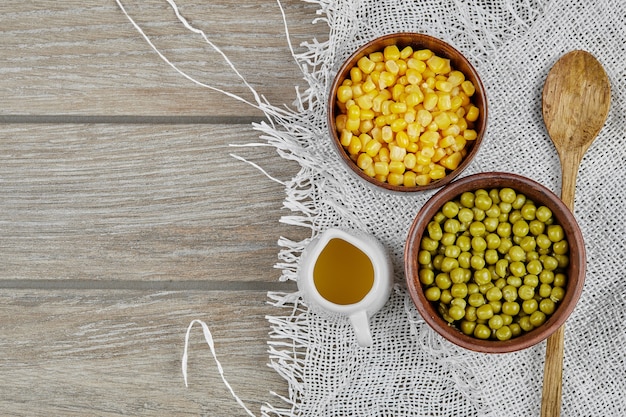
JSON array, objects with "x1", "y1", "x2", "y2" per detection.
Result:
[{"x1": 297, "y1": 228, "x2": 393, "y2": 347}]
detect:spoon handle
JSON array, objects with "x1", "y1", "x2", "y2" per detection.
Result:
[{"x1": 540, "y1": 155, "x2": 580, "y2": 417}]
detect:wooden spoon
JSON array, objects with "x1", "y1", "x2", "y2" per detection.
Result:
[{"x1": 540, "y1": 50, "x2": 611, "y2": 416}]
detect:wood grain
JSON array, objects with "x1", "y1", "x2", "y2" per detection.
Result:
[
  {"x1": 0, "y1": 290, "x2": 290, "y2": 416},
  {"x1": 0, "y1": 123, "x2": 303, "y2": 282},
  {"x1": 0, "y1": 0, "x2": 325, "y2": 117}
]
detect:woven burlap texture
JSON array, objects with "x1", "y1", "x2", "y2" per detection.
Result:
[{"x1": 261, "y1": 0, "x2": 626, "y2": 416}]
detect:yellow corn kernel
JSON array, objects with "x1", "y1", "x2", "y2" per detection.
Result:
[
  {"x1": 405, "y1": 91, "x2": 424, "y2": 108},
  {"x1": 357, "y1": 56, "x2": 376, "y2": 74},
  {"x1": 407, "y1": 58, "x2": 427, "y2": 72},
  {"x1": 362, "y1": 78, "x2": 377, "y2": 93},
  {"x1": 370, "y1": 70, "x2": 381, "y2": 86},
  {"x1": 379, "y1": 71, "x2": 397, "y2": 89},
  {"x1": 350, "y1": 67, "x2": 363, "y2": 84},
  {"x1": 414, "y1": 49, "x2": 433, "y2": 60},
  {"x1": 360, "y1": 108, "x2": 375, "y2": 121},
  {"x1": 437, "y1": 93, "x2": 452, "y2": 111},
  {"x1": 381, "y1": 125, "x2": 394, "y2": 143},
  {"x1": 423, "y1": 92, "x2": 438, "y2": 110},
  {"x1": 348, "y1": 136, "x2": 362, "y2": 155},
  {"x1": 403, "y1": 170, "x2": 417, "y2": 187},
  {"x1": 356, "y1": 94, "x2": 373, "y2": 110},
  {"x1": 364, "y1": 138, "x2": 382, "y2": 157},
  {"x1": 381, "y1": 100, "x2": 392, "y2": 115},
  {"x1": 416, "y1": 109, "x2": 433, "y2": 127},
  {"x1": 435, "y1": 80, "x2": 453, "y2": 93},
  {"x1": 374, "y1": 115, "x2": 388, "y2": 128},
  {"x1": 339, "y1": 129, "x2": 353, "y2": 147},
  {"x1": 378, "y1": 147, "x2": 390, "y2": 162},
  {"x1": 388, "y1": 172, "x2": 404, "y2": 186},
  {"x1": 453, "y1": 135, "x2": 467, "y2": 152},
  {"x1": 384, "y1": 114, "x2": 398, "y2": 125},
  {"x1": 347, "y1": 104, "x2": 360, "y2": 119},
  {"x1": 461, "y1": 80, "x2": 476, "y2": 96},
  {"x1": 363, "y1": 163, "x2": 376, "y2": 178},
  {"x1": 407, "y1": 143, "x2": 419, "y2": 153},
  {"x1": 369, "y1": 51, "x2": 384, "y2": 62},
  {"x1": 464, "y1": 129, "x2": 478, "y2": 140},
  {"x1": 351, "y1": 83, "x2": 364, "y2": 98},
  {"x1": 466, "y1": 105, "x2": 480, "y2": 122},
  {"x1": 390, "y1": 102, "x2": 407, "y2": 114},
  {"x1": 450, "y1": 95, "x2": 464, "y2": 110},
  {"x1": 426, "y1": 55, "x2": 446, "y2": 73},
  {"x1": 403, "y1": 153, "x2": 417, "y2": 170},
  {"x1": 383, "y1": 45, "x2": 401, "y2": 61},
  {"x1": 440, "y1": 151, "x2": 463, "y2": 170},
  {"x1": 404, "y1": 110, "x2": 416, "y2": 123},
  {"x1": 439, "y1": 135, "x2": 457, "y2": 148},
  {"x1": 391, "y1": 83, "x2": 405, "y2": 101},
  {"x1": 421, "y1": 146, "x2": 435, "y2": 158},
  {"x1": 390, "y1": 118, "x2": 408, "y2": 133},
  {"x1": 370, "y1": 126, "x2": 383, "y2": 142},
  {"x1": 337, "y1": 86, "x2": 353, "y2": 103},
  {"x1": 396, "y1": 131, "x2": 410, "y2": 148},
  {"x1": 405, "y1": 68, "x2": 423, "y2": 85},
  {"x1": 374, "y1": 161, "x2": 390, "y2": 176},
  {"x1": 407, "y1": 122, "x2": 421, "y2": 140},
  {"x1": 359, "y1": 119, "x2": 373, "y2": 134},
  {"x1": 430, "y1": 168, "x2": 447, "y2": 181},
  {"x1": 375, "y1": 174, "x2": 388, "y2": 183},
  {"x1": 420, "y1": 130, "x2": 440, "y2": 146},
  {"x1": 415, "y1": 174, "x2": 431, "y2": 186},
  {"x1": 385, "y1": 59, "x2": 400, "y2": 75},
  {"x1": 400, "y1": 46, "x2": 414, "y2": 59},
  {"x1": 424, "y1": 76, "x2": 436, "y2": 90},
  {"x1": 335, "y1": 114, "x2": 347, "y2": 132},
  {"x1": 342, "y1": 78, "x2": 353, "y2": 86},
  {"x1": 426, "y1": 121, "x2": 439, "y2": 132},
  {"x1": 434, "y1": 112, "x2": 451, "y2": 130},
  {"x1": 389, "y1": 160, "x2": 405, "y2": 174},
  {"x1": 357, "y1": 153, "x2": 373, "y2": 170},
  {"x1": 374, "y1": 61, "x2": 386, "y2": 72},
  {"x1": 442, "y1": 124, "x2": 461, "y2": 137},
  {"x1": 448, "y1": 70, "x2": 465, "y2": 86},
  {"x1": 456, "y1": 116, "x2": 468, "y2": 132},
  {"x1": 389, "y1": 144, "x2": 407, "y2": 162},
  {"x1": 432, "y1": 147, "x2": 447, "y2": 162},
  {"x1": 416, "y1": 151, "x2": 431, "y2": 166},
  {"x1": 396, "y1": 59, "x2": 407, "y2": 75},
  {"x1": 345, "y1": 117, "x2": 360, "y2": 132}
]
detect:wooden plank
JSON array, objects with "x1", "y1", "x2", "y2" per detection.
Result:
[
  {"x1": 0, "y1": 0, "x2": 327, "y2": 117},
  {"x1": 0, "y1": 123, "x2": 306, "y2": 282},
  {"x1": 0, "y1": 289, "x2": 291, "y2": 416}
]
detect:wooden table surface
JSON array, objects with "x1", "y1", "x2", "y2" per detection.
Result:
[{"x1": 1, "y1": 1, "x2": 322, "y2": 415}]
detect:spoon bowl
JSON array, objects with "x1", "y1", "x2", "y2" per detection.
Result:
[{"x1": 540, "y1": 50, "x2": 610, "y2": 417}]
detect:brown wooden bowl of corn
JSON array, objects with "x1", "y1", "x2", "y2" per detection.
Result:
[{"x1": 328, "y1": 33, "x2": 488, "y2": 192}]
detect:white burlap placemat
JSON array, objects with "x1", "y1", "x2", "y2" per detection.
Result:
[{"x1": 119, "y1": 0, "x2": 626, "y2": 415}]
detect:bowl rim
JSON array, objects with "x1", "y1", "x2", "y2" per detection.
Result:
[
  {"x1": 328, "y1": 32, "x2": 489, "y2": 193},
  {"x1": 404, "y1": 172, "x2": 586, "y2": 353}
]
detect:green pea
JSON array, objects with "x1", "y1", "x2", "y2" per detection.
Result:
[
  {"x1": 522, "y1": 298, "x2": 538, "y2": 314},
  {"x1": 519, "y1": 236, "x2": 536, "y2": 252},
  {"x1": 499, "y1": 201, "x2": 513, "y2": 214},
  {"x1": 435, "y1": 273, "x2": 452, "y2": 289},
  {"x1": 425, "y1": 286, "x2": 441, "y2": 301},
  {"x1": 529, "y1": 310, "x2": 546, "y2": 327},
  {"x1": 540, "y1": 298, "x2": 556, "y2": 315},
  {"x1": 456, "y1": 235, "x2": 471, "y2": 252},
  {"x1": 539, "y1": 270, "x2": 554, "y2": 284},
  {"x1": 475, "y1": 194, "x2": 493, "y2": 211},
  {"x1": 441, "y1": 232, "x2": 457, "y2": 246},
  {"x1": 489, "y1": 188, "x2": 501, "y2": 203},
  {"x1": 555, "y1": 254, "x2": 570, "y2": 269},
  {"x1": 510, "y1": 323, "x2": 522, "y2": 337},
  {"x1": 471, "y1": 236, "x2": 487, "y2": 252},
  {"x1": 488, "y1": 314, "x2": 504, "y2": 330},
  {"x1": 440, "y1": 289, "x2": 453, "y2": 304},
  {"x1": 442, "y1": 201, "x2": 460, "y2": 218},
  {"x1": 495, "y1": 325, "x2": 513, "y2": 341},
  {"x1": 460, "y1": 191, "x2": 475, "y2": 208},
  {"x1": 508, "y1": 245, "x2": 526, "y2": 262},
  {"x1": 494, "y1": 277, "x2": 507, "y2": 289},
  {"x1": 523, "y1": 274, "x2": 539, "y2": 288},
  {"x1": 489, "y1": 300, "x2": 502, "y2": 314},
  {"x1": 508, "y1": 210, "x2": 522, "y2": 224},
  {"x1": 472, "y1": 207, "x2": 486, "y2": 221},
  {"x1": 529, "y1": 219, "x2": 545, "y2": 236},
  {"x1": 444, "y1": 245, "x2": 461, "y2": 259},
  {"x1": 460, "y1": 320, "x2": 476, "y2": 335},
  {"x1": 444, "y1": 218, "x2": 461, "y2": 234},
  {"x1": 432, "y1": 254, "x2": 444, "y2": 269},
  {"x1": 550, "y1": 286, "x2": 565, "y2": 303},
  {"x1": 507, "y1": 276, "x2": 522, "y2": 287},
  {"x1": 483, "y1": 217, "x2": 499, "y2": 232},
  {"x1": 553, "y1": 239, "x2": 569, "y2": 255},
  {"x1": 536, "y1": 206, "x2": 553, "y2": 222},
  {"x1": 486, "y1": 204, "x2": 501, "y2": 218},
  {"x1": 518, "y1": 285, "x2": 535, "y2": 301},
  {"x1": 421, "y1": 236, "x2": 439, "y2": 251},
  {"x1": 476, "y1": 304, "x2": 494, "y2": 320},
  {"x1": 512, "y1": 193, "x2": 526, "y2": 210},
  {"x1": 451, "y1": 283, "x2": 468, "y2": 298},
  {"x1": 502, "y1": 301, "x2": 520, "y2": 316},
  {"x1": 465, "y1": 306, "x2": 478, "y2": 322},
  {"x1": 509, "y1": 261, "x2": 526, "y2": 277},
  {"x1": 473, "y1": 267, "x2": 491, "y2": 285},
  {"x1": 495, "y1": 259, "x2": 509, "y2": 278},
  {"x1": 485, "y1": 233, "x2": 501, "y2": 249},
  {"x1": 496, "y1": 222, "x2": 512, "y2": 238},
  {"x1": 467, "y1": 283, "x2": 479, "y2": 295},
  {"x1": 526, "y1": 259, "x2": 543, "y2": 275},
  {"x1": 467, "y1": 293, "x2": 485, "y2": 307},
  {"x1": 419, "y1": 268, "x2": 435, "y2": 285},
  {"x1": 433, "y1": 212, "x2": 446, "y2": 224},
  {"x1": 518, "y1": 316, "x2": 534, "y2": 332},
  {"x1": 497, "y1": 237, "x2": 513, "y2": 255},
  {"x1": 449, "y1": 267, "x2": 466, "y2": 284},
  {"x1": 536, "y1": 234, "x2": 552, "y2": 249},
  {"x1": 486, "y1": 286, "x2": 503, "y2": 301},
  {"x1": 471, "y1": 255, "x2": 486, "y2": 271},
  {"x1": 469, "y1": 221, "x2": 486, "y2": 237},
  {"x1": 547, "y1": 225, "x2": 565, "y2": 242},
  {"x1": 449, "y1": 305, "x2": 466, "y2": 321},
  {"x1": 474, "y1": 323, "x2": 491, "y2": 339},
  {"x1": 458, "y1": 207, "x2": 474, "y2": 224},
  {"x1": 458, "y1": 252, "x2": 472, "y2": 268},
  {"x1": 451, "y1": 297, "x2": 467, "y2": 309},
  {"x1": 502, "y1": 285, "x2": 518, "y2": 302},
  {"x1": 427, "y1": 221, "x2": 443, "y2": 240},
  {"x1": 539, "y1": 283, "x2": 553, "y2": 298},
  {"x1": 554, "y1": 272, "x2": 567, "y2": 287},
  {"x1": 418, "y1": 250, "x2": 432, "y2": 265},
  {"x1": 501, "y1": 313, "x2": 513, "y2": 326},
  {"x1": 440, "y1": 257, "x2": 459, "y2": 273},
  {"x1": 499, "y1": 187, "x2": 517, "y2": 204},
  {"x1": 541, "y1": 255, "x2": 558, "y2": 271},
  {"x1": 512, "y1": 220, "x2": 530, "y2": 237},
  {"x1": 521, "y1": 203, "x2": 536, "y2": 220},
  {"x1": 485, "y1": 249, "x2": 499, "y2": 265}
]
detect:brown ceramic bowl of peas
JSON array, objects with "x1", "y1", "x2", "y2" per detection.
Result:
[
  {"x1": 328, "y1": 33, "x2": 487, "y2": 192},
  {"x1": 405, "y1": 172, "x2": 586, "y2": 353}
]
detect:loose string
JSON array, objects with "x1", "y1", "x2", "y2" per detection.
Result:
[{"x1": 182, "y1": 319, "x2": 257, "y2": 417}]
